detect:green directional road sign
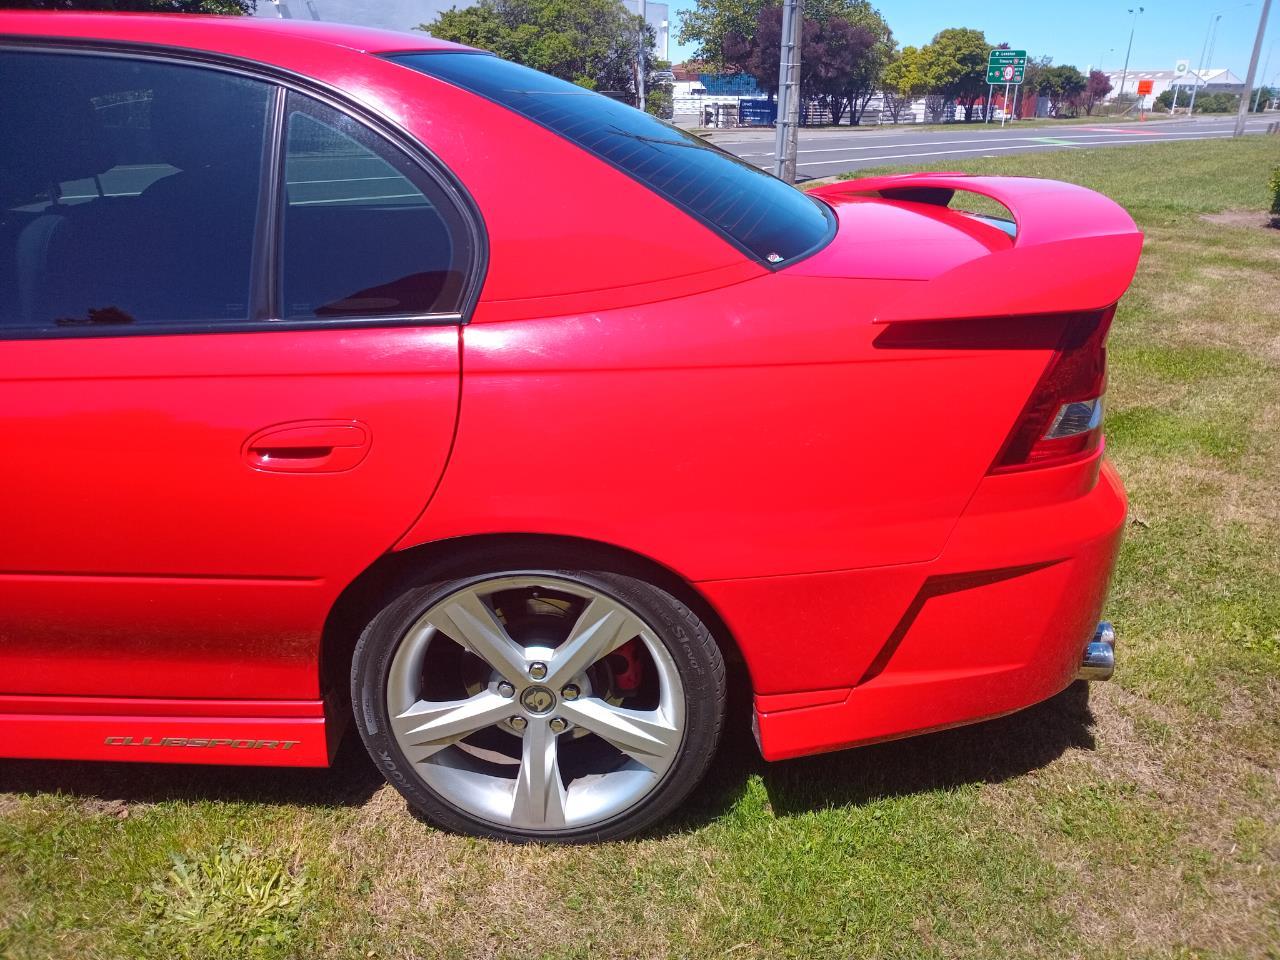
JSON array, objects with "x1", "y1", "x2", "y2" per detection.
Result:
[{"x1": 987, "y1": 49, "x2": 1027, "y2": 84}]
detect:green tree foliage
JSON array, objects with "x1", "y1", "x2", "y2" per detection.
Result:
[
  {"x1": 1155, "y1": 86, "x2": 1248, "y2": 114},
  {"x1": 424, "y1": 0, "x2": 654, "y2": 96},
  {"x1": 919, "y1": 27, "x2": 990, "y2": 121},
  {"x1": 1269, "y1": 166, "x2": 1280, "y2": 223},
  {"x1": 880, "y1": 44, "x2": 929, "y2": 123},
  {"x1": 677, "y1": 0, "x2": 760, "y2": 66},
  {"x1": 646, "y1": 82, "x2": 673, "y2": 119},
  {"x1": 0, "y1": 0, "x2": 252, "y2": 9},
  {"x1": 1036, "y1": 64, "x2": 1086, "y2": 117},
  {"x1": 1194, "y1": 92, "x2": 1241, "y2": 113}
]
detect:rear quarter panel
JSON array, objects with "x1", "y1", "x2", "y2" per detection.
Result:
[{"x1": 399, "y1": 271, "x2": 1058, "y2": 582}]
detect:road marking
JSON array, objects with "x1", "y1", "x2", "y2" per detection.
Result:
[
  {"x1": 742, "y1": 130, "x2": 1204, "y2": 157},
  {"x1": 734, "y1": 119, "x2": 1270, "y2": 159},
  {"x1": 792, "y1": 131, "x2": 1244, "y2": 168}
]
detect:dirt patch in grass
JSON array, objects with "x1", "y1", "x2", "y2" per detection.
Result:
[{"x1": 1200, "y1": 209, "x2": 1278, "y2": 230}]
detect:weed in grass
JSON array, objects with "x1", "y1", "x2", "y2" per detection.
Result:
[{"x1": 132, "y1": 840, "x2": 311, "y2": 960}]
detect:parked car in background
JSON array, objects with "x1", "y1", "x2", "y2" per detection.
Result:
[{"x1": 0, "y1": 12, "x2": 1139, "y2": 842}]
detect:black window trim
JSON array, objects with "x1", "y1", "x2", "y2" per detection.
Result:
[
  {"x1": 383, "y1": 49, "x2": 837, "y2": 273},
  {"x1": 0, "y1": 37, "x2": 489, "y2": 341}
]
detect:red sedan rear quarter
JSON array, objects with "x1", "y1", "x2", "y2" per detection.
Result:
[{"x1": 0, "y1": 12, "x2": 1136, "y2": 842}]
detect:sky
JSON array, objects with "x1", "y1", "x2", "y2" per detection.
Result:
[{"x1": 666, "y1": 0, "x2": 1278, "y2": 82}]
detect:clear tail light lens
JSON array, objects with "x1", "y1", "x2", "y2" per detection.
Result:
[{"x1": 989, "y1": 306, "x2": 1114, "y2": 473}]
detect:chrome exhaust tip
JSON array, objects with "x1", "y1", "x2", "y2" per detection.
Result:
[{"x1": 1076, "y1": 621, "x2": 1115, "y2": 681}]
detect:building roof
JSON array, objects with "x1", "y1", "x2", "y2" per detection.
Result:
[{"x1": 1105, "y1": 67, "x2": 1243, "y2": 86}]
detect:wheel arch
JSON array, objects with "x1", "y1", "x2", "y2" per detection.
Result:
[{"x1": 320, "y1": 532, "x2": 754, "y2": 705}]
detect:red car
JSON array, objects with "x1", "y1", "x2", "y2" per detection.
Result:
[{"x1": 0, "y1": 13, "x2": 1138, "y2": 842}]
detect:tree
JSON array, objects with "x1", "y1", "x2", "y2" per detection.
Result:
[
  {"x1": 681, "y1": 0, "x2": 892, "y2": 124},
  {"x1": 677, "y1": 0, "x2": 763, "y2": 67},
  {"x1": 1018, "y1": 54, "x2": 1054, "y2": 119},
  {"x1": 919, "y1": 27, "x2": 990, "y2": 121},
  {"x1": 880, "y1": 45, "x2": 929, "y2": 123},
  {"x1": 646, "y1": 82, "x2": 673, "y2": 119},
  {"x1": 0, "y1": 0, "x2": 252, "y2": 9},
  {"x1": 808, "y1": 16, "x2": 878, "y2": 124},
  {"x1": 1037, "y1": 64, "x2": 1086, "y2": 117},
  {"x1": 805, "y1": 0, "x2": 893, "y2": 124},
  {"x1": 717, "y1": 0, "x2": 891, "y2": 125},
  {"x1": 1080, "y1": 69, "x2": 1113, "y2": 116},
  {"x1": 425, "y1": 0, "x2": 655, "y2": 96}
]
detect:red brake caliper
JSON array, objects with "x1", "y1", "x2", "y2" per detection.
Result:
[{"x1": 611, "y1": 638, "x2": 645, "y2": 694}]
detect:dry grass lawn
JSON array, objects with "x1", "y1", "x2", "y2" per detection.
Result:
[{"x1": 2, "y1": 136, "x2": 1279, "y2": 960}]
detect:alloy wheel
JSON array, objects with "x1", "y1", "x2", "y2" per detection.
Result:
[{"x1": 384, "y1": 575, "x2": 686, "y2": 831}]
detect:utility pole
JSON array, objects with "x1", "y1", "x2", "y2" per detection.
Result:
[
  {"x1": 773, "y1": 0, "x2": 803, "y2": 183},
  {"x1": 1118, "y1": 7, "x2": 1144, "y2": 111},
  {"x1": 1236, "y1": 0, "x2": 1273, "y2": 135},
  {"x1": 636, "y1": 0, "x2": 647, "y2": 112}
]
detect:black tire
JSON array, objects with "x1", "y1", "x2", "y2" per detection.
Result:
[{"x1": 350, "y1": 553, "x2": 726, "y2": 843}]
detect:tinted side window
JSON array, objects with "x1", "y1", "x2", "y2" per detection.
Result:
[
  {"x1": 390, "y1": 52, "x2": 834, "y2": 267},
  {"x1": 0, "y1": 51, "x2": 270, "y2": 331},
  {"x1": 281, "y1": 93, "x2": 469, "y2": 319}
]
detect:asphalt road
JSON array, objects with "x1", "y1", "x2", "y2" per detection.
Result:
[{"x1": 711, "y1": 114, "x2": 1279, "y2": 179}]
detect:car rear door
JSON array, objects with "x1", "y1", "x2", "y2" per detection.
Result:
[{"x1": 0, "y1": 48, "x2": 477, "y2": 700}]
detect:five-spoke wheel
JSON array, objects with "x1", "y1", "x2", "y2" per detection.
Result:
[{"x1": 352, "y1": 562, "x2": 725, "y2": 842}]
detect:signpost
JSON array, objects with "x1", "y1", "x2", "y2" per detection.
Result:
[
  {"x1": 986, "y1": 49, "x2": 1027, "y2": 126},
  {"x1": 1169, "y1": 58, "x2": 1190, "y2": 113},
  {"x1": 1136, "y1": 77, "x2": 1154, "y2": 118}
]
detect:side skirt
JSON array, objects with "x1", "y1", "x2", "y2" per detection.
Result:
[{"x1": 0, "y1": 695, "x2": 340, "y2": 767}]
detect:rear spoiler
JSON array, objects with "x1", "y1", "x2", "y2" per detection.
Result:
[{"x1": 810, "y1": 173, "x2": 1143, "y2": 324}]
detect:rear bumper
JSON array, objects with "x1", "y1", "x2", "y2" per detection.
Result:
[{"x1": 703, "y1": 452, "x2": 1127, "y2": 762}]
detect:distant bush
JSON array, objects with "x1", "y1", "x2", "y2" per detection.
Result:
[{"x1": 1195, "y1": 93, "x2": 1240, "y2": 113}]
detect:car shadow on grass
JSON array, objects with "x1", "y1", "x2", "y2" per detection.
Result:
[
  {"x1": 667, "y1": 680, "x2": 1097, "y2": 831},
  {"x1": 0, "y1": 728, "x2": 387, "y2": 812},
  {"x1": 0, "y1": 683, "x2": 1095, "y2": 829}
]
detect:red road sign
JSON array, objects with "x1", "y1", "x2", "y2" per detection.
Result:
[{"x1": 1137, "y1": 79, "x2": 1154, "y2": 96}]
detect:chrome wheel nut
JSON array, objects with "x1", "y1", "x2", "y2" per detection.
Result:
[
  {"x1": 528, "y1": 661, "x2": 548, "y2": 680},
  {"x1": 549, "y1": 718, "x2": 568, "y2": 733},
  {"x1": 497, "y1": 681, "x2": 515, "y2": 698},
  {"x1": 510, "y1": 716, "x2": 527, "y2": 731}
]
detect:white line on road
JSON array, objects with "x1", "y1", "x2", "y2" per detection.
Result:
[
  {"x1": 732, "y1": 120, "x2": 1270, "y2": 160},
  {"x1": 791, "y1": 131, "x2": 1249, "y2": 168}
]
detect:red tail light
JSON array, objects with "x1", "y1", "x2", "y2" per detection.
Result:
[{"x1": 990, "y1": 306, "x2": 1114, "y2": 473}]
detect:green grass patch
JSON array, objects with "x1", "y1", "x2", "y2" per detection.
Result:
[{"x1": 133, "y1": 841, "x2": 311, "y2": 960}]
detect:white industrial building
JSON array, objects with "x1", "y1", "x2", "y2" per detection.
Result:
[{"x1": 1104, "y1": 67, "x2": 1245, "y2": 104}]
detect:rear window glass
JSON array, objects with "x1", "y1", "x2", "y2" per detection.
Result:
[{"x1": 389, "y1": 52, "x2": 833, "y2": 266}]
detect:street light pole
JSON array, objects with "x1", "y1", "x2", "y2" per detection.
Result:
[
  {"x1": 773, "y1": 0, "x2": 803, "y2": 183},
  {"x1": 1189, "y1": 13, "x2": 1219, "y2": 113},
  {"x1": 1193, "y1": 3, "x2": 1256, "y2": 113},
  {"x1": 1118, "y1": 7, "x2": 1144, "y2": 112},
  {"x1": 636, "y1": 0, "x2": 647, "y2": 112},
  {"x1": 1236, "y1": 0, "x2": 1273, "y2": 135},
  {"x1": 1254, "y1": 42, "x2": 1275, "y2": 110}
]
